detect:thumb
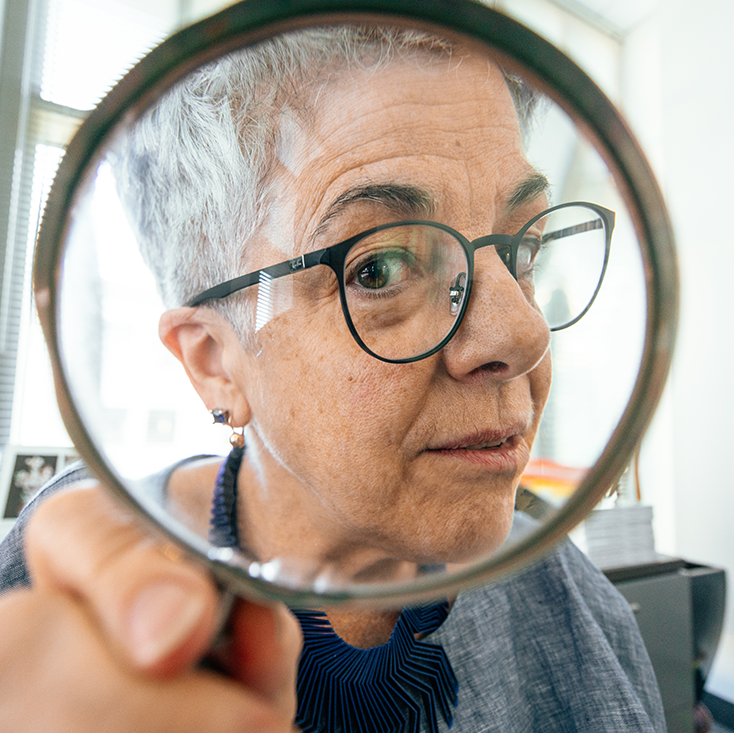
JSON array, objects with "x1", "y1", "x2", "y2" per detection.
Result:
[{"x1": 26, "y1": 483, "x2": 219, "y2": 677}]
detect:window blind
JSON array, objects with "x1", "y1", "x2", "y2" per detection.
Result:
[{"x1": 0, "y1": 0, "x2": 182, "y2": 452}]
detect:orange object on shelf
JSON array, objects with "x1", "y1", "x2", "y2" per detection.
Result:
[{"x1": 520, "y1": 459, "x2": 588, "y2": 506}]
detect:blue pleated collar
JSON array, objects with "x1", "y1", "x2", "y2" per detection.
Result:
[{"x1": 209, "y1": 446, "x2": 459, "y2": 733}]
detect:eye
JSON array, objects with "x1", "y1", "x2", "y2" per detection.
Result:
[
  {"x1": 351, "y1": 250, "x2": 413, "y2": 291},
  {"x1": 516, "y1": 235, "x2": 542, "y2": 279}
]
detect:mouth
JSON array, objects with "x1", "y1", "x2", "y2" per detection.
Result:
[
  {"x1": 461, "y1": 437, "x2": 510, "y2": 450},
  {"x1": 428, "y1": 429, "x2": 523, "y2": 452},
  {"x1": 423, "y1": 428, "x2": 530, "y2": 471}
]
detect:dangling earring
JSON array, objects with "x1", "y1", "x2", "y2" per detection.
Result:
[{"x1": 210, "y1": 408, "x2": 245, "y2": 449}]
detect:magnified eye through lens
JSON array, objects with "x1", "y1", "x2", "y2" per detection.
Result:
[
  {"x1": 344, "y1": 224, "x2": 469, "y2": 361},
  {"x1": 525, "y1": 204, "x2": 612, "y2": 330},
  {"x1": 352, "y1": 249, "x2": 416, "y2": 292}
]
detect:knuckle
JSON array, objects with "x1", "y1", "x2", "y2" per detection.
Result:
[
  {"x1": 25, "y1": 482, "x2": 216, "y2": 637},
  {"x1": 26, "y1": 484, "x2": 142, "y2": 590}
]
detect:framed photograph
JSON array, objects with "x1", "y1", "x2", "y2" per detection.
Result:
[{"x1": 0, "y1": 446, "x2": 79, "y2": 522}]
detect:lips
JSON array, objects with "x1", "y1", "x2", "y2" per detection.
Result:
[
  {"x1": 461, "y1": 437, "x2": 507, "y2": 450},
  {"x1": 427, "y1": 428, "x2": 524, "y2": 452},
  {"x1": 423, "y1": 427, "x2": 530, "y2": 472}
]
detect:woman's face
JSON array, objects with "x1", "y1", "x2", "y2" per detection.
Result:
[{"x1": 190, "y1": 53, "x2": 552, "y2": 576}]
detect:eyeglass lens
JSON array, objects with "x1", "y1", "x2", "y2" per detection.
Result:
[
  {"x1": 344, "y1": 224, "x2": 468, "y2": 362},
  {"x1": 528, "y1": 205, "x2": 608, "y2": 331},
  {"x1": 342, "y1": 204, "x2": 608, "y2": 362}
]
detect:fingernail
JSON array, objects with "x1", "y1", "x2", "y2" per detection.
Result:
[{"x1": 127, "y1": 581, "x2": 206, "y2": 666}]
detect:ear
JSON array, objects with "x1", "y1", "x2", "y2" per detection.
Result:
[{"x1": 159, "y1": 307, "x2": 252, "y2": 427}]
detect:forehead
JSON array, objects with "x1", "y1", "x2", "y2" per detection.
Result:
[{"x1": 265, "y1": 50, "x2": 535, "y2": 249}]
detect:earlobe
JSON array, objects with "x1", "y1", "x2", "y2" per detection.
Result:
[{"x1": 158, "y1": 308, "x2": 252, "y2": 427}]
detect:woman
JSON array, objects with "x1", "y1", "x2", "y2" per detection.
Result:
[{"x1": 0, "y1": 26, "x2": 664, "y2": 732}]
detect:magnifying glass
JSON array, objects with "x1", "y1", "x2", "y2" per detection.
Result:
[{"x1": 33, "y1": 0, "x2": 677, "y2": 614}]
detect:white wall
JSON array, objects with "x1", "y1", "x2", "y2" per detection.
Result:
[
  {"x1": 510, "y1": 0, "x2": 734, "y2": 704},
  {"x1": 624, "y1": 0, "x2": 734, "y2": 704}
]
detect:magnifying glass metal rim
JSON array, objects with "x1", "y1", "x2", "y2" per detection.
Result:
[{"x1": 33, "y1": 0, "x2": 679, "y2": 607}]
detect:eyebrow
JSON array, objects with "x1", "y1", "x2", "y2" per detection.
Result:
[
  {"x1": 506, "y1": 171, "x2": 551, "y2": 213},
  {"x1": 310, "y1": 183, "x2": 435, "y2": 242}
]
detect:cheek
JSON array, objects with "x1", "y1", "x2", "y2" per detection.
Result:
[
  {"x1": 342, "y1": 361, "x2": 428, "y2": 439},
  {"x1": 244, "y1": 309, "x2": 429, "y2": 464},
  {"x1": 530, "y1": 351, "x2": 552, "y2": 420}
]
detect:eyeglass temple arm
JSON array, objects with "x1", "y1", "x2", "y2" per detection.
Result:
[
  {"x1": 186, "y1": 249, "x2": 326, "y2": 306},
  {"x1": 541, "y1": 218, "x2": 605, "y2": 243},
  {"x1": 472, "y1": 218, "x2": 609, "y2": 252},
  {"x1": 471, "y1": 214, "x2": 612, "y2": 251}
]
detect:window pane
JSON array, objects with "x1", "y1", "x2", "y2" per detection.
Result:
[{"x1": 41, "y1": 0, "x2": 179, "y2": 110}]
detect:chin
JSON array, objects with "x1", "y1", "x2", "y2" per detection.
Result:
[{"x1": 392, "y1": 495, "x2": 518, "y2": 566}]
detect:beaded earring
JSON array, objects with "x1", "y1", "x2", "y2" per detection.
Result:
[{"x1": 210, "y1": 408, "x2": 245, "y2": 448}]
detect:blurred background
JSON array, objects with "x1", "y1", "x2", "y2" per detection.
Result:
[{"x1": 0, "y1": 0, "x2": 730, "y2": 729}]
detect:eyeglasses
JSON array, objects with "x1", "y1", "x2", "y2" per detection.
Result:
[{"x1": 188, "y1": 201, "x2": 615, "y2": 364}]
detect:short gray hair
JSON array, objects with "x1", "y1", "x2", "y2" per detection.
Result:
[{"x1": 116, "y1": 25, "x2": 537, "y2": 338}]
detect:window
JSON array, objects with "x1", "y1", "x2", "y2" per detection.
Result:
[{"x1": 0, "y1": 0, "x2": 231, "y2": 454}]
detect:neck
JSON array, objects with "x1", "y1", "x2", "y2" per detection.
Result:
[
  {"x1": 236, "y1": 434, "x2": 422, "y2": 586},
  {"x1": 325, "y1": 608, "x2": 402, "y2": 648}
]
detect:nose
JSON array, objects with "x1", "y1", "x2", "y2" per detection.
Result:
[{"x1": 441, "y1": 247, "x2": 551, "y2": 381}]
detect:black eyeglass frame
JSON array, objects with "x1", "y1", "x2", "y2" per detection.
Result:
[{"x1": 188, "y1": 200, "x2": 615, "y2": 364}]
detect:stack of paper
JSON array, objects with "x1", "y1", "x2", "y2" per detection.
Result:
[{"x1": 584, "y1": 505, "x2": 658, "y2": 569}]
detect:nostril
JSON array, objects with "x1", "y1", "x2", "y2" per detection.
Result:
[{"x1": 481, "y1": 361, "x2": 508, "y2": 374}]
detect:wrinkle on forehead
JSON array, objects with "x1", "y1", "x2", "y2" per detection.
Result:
[
  {"x1": 263, "y1": 53, "x2": 530, "y2": 254},
  {"x1": 273, "y1": 52, "x2": 503, "y2": 170}
]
